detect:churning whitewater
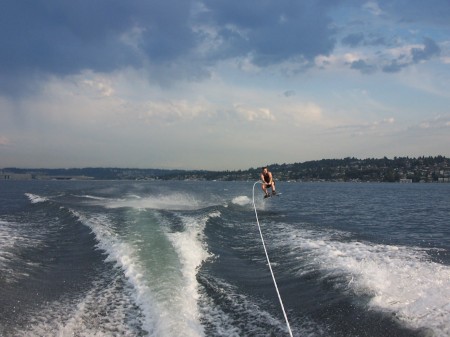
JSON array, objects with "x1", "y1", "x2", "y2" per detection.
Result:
[{"x1": 0, "y1": 180, "x2": 449, "y2": 336}]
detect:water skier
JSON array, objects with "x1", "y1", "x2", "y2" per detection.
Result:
[{"x1": 261, "y1": 166, "x2": 277, "y2": 198}]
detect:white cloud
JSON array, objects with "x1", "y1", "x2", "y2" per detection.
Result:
[
  {"x1": 232, "y1": 103, "x2": 275, "y2": 122},
  {"x1": 315, "y1": 52, "x2": 368, "y2": 70},
  {"x1": 288, "y1": 102, "x2": 324, "y2": 125},
  {"x1": 82, "y1": 78, "x2": 115, "y2": 97},
  {"x1": 139, "y1": 99, "x2": 213, "y2": 124},
  {"x1": 418, "y1": 114, "x2": 450, "y2": 129},
  {"x1": 363, "y1": 1, "x2": 383, "y2": 16},
  {"x1": 385, "y1": 44, "x2": 421, "y2": 61},
  {"x1": 235, "y1": 56, "x2": 262, "y2": 73},
  {"x1": 329, "y1": 117, "x2": 397, "y2": 138}
]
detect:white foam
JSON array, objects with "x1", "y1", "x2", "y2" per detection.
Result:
[
  {"x1": 272, "y1": 225, "x2": 450, "y2": 336},
  {"x1": 166, "y1": 213, "x2": 212, "y2": 336},
  {"x1": 0, "y1": 219, "x2": 45, "y2": 282},
  {"x1": 0, "y1": 220, "x2": 19, "y2": 252},
  {"x1": 74, "y1": 194, "x2": 109, "y2": 200},
  {"x1": 101, "y1": 193, "x2": 204, "y2": 211},
  {"x1": 71, "y1": 209, "x2": 212, "y2": 337},
  {"x1": 70, "y1": 210, "x2": 162, "y2": 335},
  {"x1": 0, "y1": 226, "x2": 17, "y2": 279},
  {"x1": 208, "y1": 210, "x2": 221, "y2": 218},
  {"x1": 16, "y1": 276, "x2": 143, "y2": 337},
  {"x1": 25, "y1": 193, "x2": 48, "y2": 204},
  {"x1": 232, "y1": 196, "x2": 251, "y2": 206}
]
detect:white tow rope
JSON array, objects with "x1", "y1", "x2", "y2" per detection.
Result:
[{"x1": 252, "y1": 181, "x2": 294, "y2": 337}]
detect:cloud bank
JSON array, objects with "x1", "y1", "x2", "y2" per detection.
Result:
[
  {"x1": 3, "y1": 0, "x2": 447, "y2": 96},
  {"x1": 1, "y1": 1, "x2": 449, "y2": 169}
]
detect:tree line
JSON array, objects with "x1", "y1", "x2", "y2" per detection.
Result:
[{"x1": 3, "y1": 155, "x2": 448, "y2": 182}]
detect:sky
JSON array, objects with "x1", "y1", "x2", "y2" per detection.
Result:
[{"x1": 1, "y1": 0, "x2": 449, "y2": 170}]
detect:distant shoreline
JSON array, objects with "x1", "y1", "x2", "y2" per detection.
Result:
[{"x1": 2, "y1": 156, "x2": 449, "y2": 183}]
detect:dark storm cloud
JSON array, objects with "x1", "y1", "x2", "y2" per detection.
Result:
[
  {"x1": 382, "y1": 60, "x2": 407, "y2": 73},
  {"x1": 342, "y1": 32, "x2": 388, "y2": 48},
  {"x1": 2, "y1": 1, "x2": 447, "y2": 97},
  {"x1": 1, "y1": 2, "x2": 137, "y2": 72},
  {"x1": 342, "y1": 33, "x2": 364, "y2": 47},
  {"x1": 350, "y1": 60, "x2": 376, "y2": 74},
  {"x1": 0, "y1": 0, "x2": 342, "y2": 96},
  {"x1": 0, "y1": 0, "x2": 196, "y2": 95},
  {"x1": 411, "y1": 37, "x2": 441, "y2": 63},
  {"x1": 382, "y1": 37, "x2": 440, "y2": 73},
  {"x1": 201, "y1": 0, "x2": 337, "y2": 66},
  {"x1": 380, "y1": 0, "x2": 450, "y2": 26}
]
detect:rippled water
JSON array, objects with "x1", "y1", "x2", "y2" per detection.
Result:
[{"x1": 1, "y1": 181, "x2": 449, "y2": 336}]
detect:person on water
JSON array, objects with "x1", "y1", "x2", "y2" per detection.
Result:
[{"x1": 261, "y1": 166, "x2": 276, "y2": 198}]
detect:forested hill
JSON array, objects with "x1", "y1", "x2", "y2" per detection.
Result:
[
  {"x1": 262, "y1": 156, "x2": 449, "y2": 182},
  {"x1": 2, "y1": 156, "x2": 449, "y2": 182}
]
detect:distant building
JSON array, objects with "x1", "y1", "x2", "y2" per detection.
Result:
[{"x1": 399, "y1": 178, "x2": 412, "y2": 183}]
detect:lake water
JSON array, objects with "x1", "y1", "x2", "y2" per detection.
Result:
[{"x1": 1, "y1": 180, "x2": 449, "y2": 336}]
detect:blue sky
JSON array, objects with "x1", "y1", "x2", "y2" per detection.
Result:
[{"x1": 1, "y1": 0, "x2": 449, "y2": 170}]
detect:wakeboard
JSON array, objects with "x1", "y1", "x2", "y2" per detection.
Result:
[{"x1": 263, "y1": 192, "x2": 281, "y2": 199}]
